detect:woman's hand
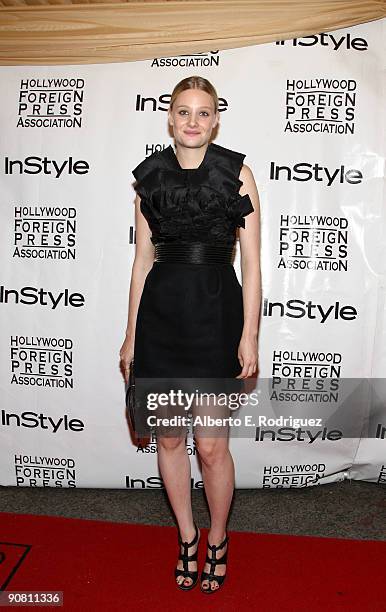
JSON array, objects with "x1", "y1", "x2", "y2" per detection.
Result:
[
  {"x1": 236, "y1": 333, "x2": 258, "y2": 378},
  {"x1": 119, "y1": 335, "x2": 135, "y2": 384}
]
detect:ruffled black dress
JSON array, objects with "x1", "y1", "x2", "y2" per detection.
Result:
[{"x1": 131, "y1": 142, "x2": 254, "y2": 426}]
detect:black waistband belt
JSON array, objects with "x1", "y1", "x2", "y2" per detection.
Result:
[{"x1": 154, "y1": 242, "x2": 234, "y2": 264}]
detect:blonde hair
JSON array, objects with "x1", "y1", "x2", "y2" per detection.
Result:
[{"x1": 170, "y1": 76, "x2": 219, "y2": 113}]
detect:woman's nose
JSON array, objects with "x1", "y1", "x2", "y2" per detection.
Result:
[{"x1": 188, "y1": 114, "x2": 198, "y2": 126}]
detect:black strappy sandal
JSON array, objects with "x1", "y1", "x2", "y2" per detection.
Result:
[
  {"x1": 200, "y1": 533, "x2": 229, "y2": 594},
  {"x1": 174, "y1": 522, "x2": 200, "y2": 590}
]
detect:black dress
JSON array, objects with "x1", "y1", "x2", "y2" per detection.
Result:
[{"x1": 131, "y1": 142, "x2": 254, "y2": 432}]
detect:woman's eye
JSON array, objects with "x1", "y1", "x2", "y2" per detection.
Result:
[{"x1": 178, "y1": 110, "x2": 209, "y2": 116}]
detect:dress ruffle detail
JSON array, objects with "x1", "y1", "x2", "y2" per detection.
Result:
[{"x1": 132, "y1": 142, "x2": 254, "y2": 246}]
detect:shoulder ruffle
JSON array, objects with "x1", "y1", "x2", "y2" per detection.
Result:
[
  {"x1": 210, "y1": 142, "x2": 245, "y2": 176},
  {"x1": 208, "y1": 143, "x2": 254, "y2": 228},
  {"x1": 132, "y1": 150, "x2": 166, "y2": 201},
  {"x1": 234, "y1": 193, "x2": 254, "y2": 229},
  {"x1": 132, "y1": 143, "x2": 254, "y2": 244}
]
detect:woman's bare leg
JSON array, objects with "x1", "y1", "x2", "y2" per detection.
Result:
[
  {"x1": 157, "y1": 430, "x2": 199, "y2": 587},
  {"x1": 194, "y1": 430, "x2": 233, "y2": 591}
]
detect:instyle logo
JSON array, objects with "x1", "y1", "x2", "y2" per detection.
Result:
[
  {"x1": 269, "y1": 161, "x2": 363, "y2": 186},
  {"x1": 1, "y1": 410, "x2": 84, "y2": 433},
  {"x1": 135, "y1": 93, "x2": 228, "y2": 112},
  {"x1": 0, "y1": 286, "x2": 85, "y2": 309},
  {"x1": 125, "y1": 475, "x2": 203, "y2": 489},
  {"x1": 151, "y1": 51, "x2": 220, "y2": 68},
  {"x1": 285, "y1": 78, "x2": 357, "y2": 134},
  {"x1": 4, "y1": 156, "x2": 89, "y2": 178},
  {"x1": 17, "y1": 77, "x2": 85, "y2": 128},
  {"x1": 276, "y1": 32, "x2": 368, "y2": 52},
  {"x1": 15, "y1": 454, "x2": 77, "y2": 487},
  {"x1": 255, "y1": 426, "x2": 342, "y2": 443},
  {"x1": 263, "y1": 299, "x2": 357, "y2": 322}
]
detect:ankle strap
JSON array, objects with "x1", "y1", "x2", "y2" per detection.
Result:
[
  {"x1": 178, "y1": 523, "x2": 198, "y2": 547},
  {"x1": 208, "y1": 533, "x2": 228, "y2": 552}
]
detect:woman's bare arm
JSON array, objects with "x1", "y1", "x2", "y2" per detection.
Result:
[
  {"x1": 236, "y1": 164, "x2": 262, "y2": 377},
  {"x1": 120, "y1": 193, "x2": 155, "y2": 379}
]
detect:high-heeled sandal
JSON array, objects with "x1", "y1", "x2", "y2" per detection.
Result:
[
  {"x1": 174, "y1": 522, "x2": 200, "y2": 590},
  {"x1": 200, "y1": 533, "x2": 229, "y2": 594}
]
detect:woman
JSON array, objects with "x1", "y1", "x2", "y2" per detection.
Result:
[{"x1": 120, "y1": 76, "x2": 261, "y2": 593}]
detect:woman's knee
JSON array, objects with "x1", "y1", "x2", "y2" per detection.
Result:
[
  {"x1": 195, "y1": 438, "x2": 228, "y2": 465},
  {"x1": 157, "y1": 434, "x2": 186, "y2": 452}
]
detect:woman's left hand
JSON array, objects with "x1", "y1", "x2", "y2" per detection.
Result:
[{"x1": 236, "y1": 334, "x2": 258, "y2": 378}]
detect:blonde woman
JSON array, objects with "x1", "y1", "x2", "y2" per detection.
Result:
[{"x1": 120, "y1": 75, "x2": 261, "y2": 593}]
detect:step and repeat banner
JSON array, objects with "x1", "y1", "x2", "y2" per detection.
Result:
[{"x1": 0, "y1": 19, "x2": 385, "y2": 489}]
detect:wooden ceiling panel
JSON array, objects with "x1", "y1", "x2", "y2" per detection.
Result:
[{"x1": 0, "y1": 0, "x2": 384, "y2": 64}]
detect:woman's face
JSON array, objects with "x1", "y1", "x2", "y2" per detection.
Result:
[{"x1": 168, "y1": 88, "x2": 219, "y2": 149}]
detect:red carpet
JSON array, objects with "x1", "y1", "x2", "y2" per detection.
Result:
[{"x1": 0, "y1": 511, "x2": 385, "y2": 611}]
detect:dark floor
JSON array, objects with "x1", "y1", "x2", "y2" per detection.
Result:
[{"x1": 1, "y1": 479, "x2": 385, "y2": 541}]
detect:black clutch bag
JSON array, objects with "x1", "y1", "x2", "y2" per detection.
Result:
[
  {"x1": 125, "y1": 359, "x2": 152, "y2": 437},
  {"x1": 125, "y1": 359, "x2": 136, "y2": 432}
]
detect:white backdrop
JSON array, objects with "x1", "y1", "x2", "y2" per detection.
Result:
[{"x1": 0, "y1": 19, "x2": 385, "y2": 489}]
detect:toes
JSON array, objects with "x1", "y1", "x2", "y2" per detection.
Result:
[{"x1": 176, "y1": 575, "x2": 192, "y2": 587}]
